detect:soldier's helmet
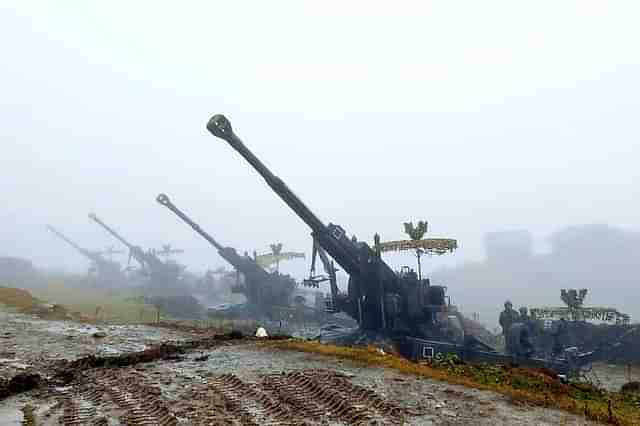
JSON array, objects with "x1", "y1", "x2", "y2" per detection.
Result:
[{"x1": 504, "y1": 300, "x2": 513, "y2": 309}]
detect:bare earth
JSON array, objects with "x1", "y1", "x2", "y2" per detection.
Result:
[{"x1": 0, "y1": 311, "x2": 602, "y2": 425}]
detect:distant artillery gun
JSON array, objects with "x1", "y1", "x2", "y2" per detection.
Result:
[
  {"x1": 97, "y1": 246, "x2": 124, "y2": 259},
  {"x1": 151, "y1": 244, "x2": 188, "y2": 277},
  {"x1": 46, "y1": 224, "x2": 125, "y2": 285},
  {"x1": 155, "y1": 193, "x2": 298, "y2": 315},
  {"x1": 87, "y1": 213, "x2": 182, "y2": 289}
]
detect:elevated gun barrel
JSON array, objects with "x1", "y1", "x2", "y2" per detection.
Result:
[
  {"x1": 207, "y1": 115, "x2": 364, "y2": 275},
  {"x1": 207, "y1": 115, "x2": 326, "y2": 236},
  {"x1": 46, "y1": 225, "x2": 86, "y2": 254},
  {"x1": 156, "y1": 193, "x2": 224, "y2": 251},
  {"x1": 46, "y1": 224, "x2": 104, "y2": 264},
  {"x1": 157, "y1": 193, "x2": 270, "y2": 283},
  {"x1": 88, "y1": 213, "x2": 134, "y2": 250}
]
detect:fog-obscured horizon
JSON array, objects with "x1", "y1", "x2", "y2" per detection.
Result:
[{"x1": 2, "y1": 2, "x2": 638, "y2": 326}]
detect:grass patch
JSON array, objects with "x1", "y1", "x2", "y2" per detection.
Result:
[
  {"x1": 262, "y1": 339, "x2": 640, "y2": 425},
  {"x1": 0, "y1": 286, "x2": 43, "y2": 312},
  {"x1": 0, "y1": 283, "x2": 158, "y2": 324},
  {"x1": 29, "y1": 282, "x2": 159, "y2": 323}
]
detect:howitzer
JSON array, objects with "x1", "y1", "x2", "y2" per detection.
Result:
[
  {"x1": 46, "y1": 225, "x2": 123, "y2": 281},
  {"x1": 207, "y1": 115, "x2": 449, "y2": 335},
  {"x1": 156, "y1": 193, "x2": 296, "y2": 311},
  {"x1": 88, "y1": 213, "x2": 180, "y2": 288}
]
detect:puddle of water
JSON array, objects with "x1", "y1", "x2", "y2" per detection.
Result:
[
  {"x1": 42, "y1": 323, "x2": 102, "y2": 336},
  {"x1": 0, "y1": 405, "x2": 24, "y2": 425},
  {"x1": 96, "y1": 343, "x2": 147, "y2": 356}
]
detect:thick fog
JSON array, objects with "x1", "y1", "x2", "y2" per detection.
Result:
[
  {"x1": 1, "y1": 2, "x2": 638, "y2": 322},
  {"x1": 432, "y1": 226, "x2": 640, "y2": 327}
]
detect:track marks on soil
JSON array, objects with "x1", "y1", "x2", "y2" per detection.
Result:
[
  {"x1": 40, "y1": 369, "x2": 177, "y2": 425},
  {"x1": 94, "y1": 370, "x2": 178, "y2": 425},
  {"x1": 262, "y1": 370, "x2": 408, "y2": 425},
  {"x1": 182, "y1": 369, "x2": 410, "y2": 425},
  {"x1": 27, "y1": 368, "x2": 414, "y2": 425}
]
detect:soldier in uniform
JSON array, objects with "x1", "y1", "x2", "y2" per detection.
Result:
[
  {"x1": 519, "y1": 305, "x2": 541, "y2": 352},
  {"x1": 499, "y1": 300, "x2": 520, "y2": 354}
]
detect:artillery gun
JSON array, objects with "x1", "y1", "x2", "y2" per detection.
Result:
[
  {"x1": 46, "y1": 225, "x2": 125, "y2": 285},
  {"x1": 87, "y1": 213, "x2": 182, "y2": 289},
  {"x1": 156, "y1": 193, "x2": 297, "y2": 316},
  {"x1": 206, "y1": 114, "x2": 453, "y2": 338},
  {"x1": 205, "y1": 114, "x2": 606, "y2": 377}
]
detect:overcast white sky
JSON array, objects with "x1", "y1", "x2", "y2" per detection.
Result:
[{"x1": 1, "y1": 1, "x2": 638, "y2": 287}]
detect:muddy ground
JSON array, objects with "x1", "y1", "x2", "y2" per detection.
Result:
[{"x1": 0, "y1": 310, "x2": 608, "y2": 425}]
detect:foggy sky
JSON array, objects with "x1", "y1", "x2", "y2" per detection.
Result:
[{"x1": 1, "y1": 2, "x2": 639, "y2": 311}]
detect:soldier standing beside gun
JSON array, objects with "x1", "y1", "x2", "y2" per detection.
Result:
[
  {"x1": 519, "y1": 306, "x2": 529, "y2": 322},
  {"x1": 519, "y1": 305, "x2": 538, "y2": 337},
  {"x1": 499, "y1": 300, "x2": 520, "y2": 354}
]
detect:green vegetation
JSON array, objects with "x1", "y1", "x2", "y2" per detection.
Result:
[
  {"x1": 28, "y1": 281, "x2": 159, "y2": 323},
  {"x1": 0, "y1": 282, "x2": 158, "y2": 323}
]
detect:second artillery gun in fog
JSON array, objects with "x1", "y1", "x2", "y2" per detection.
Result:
[
  {"x1": 46, "y1": 224, "x2": 125, "y2": 286},
  {"x1": 156, "y1": 193, "x2": 297, "y2": 315},
  {"x1": 88, "y1": 213, "x2": 183, "y2": 289},
  {"x1": 207, "y1": 115, "x2": 453, "y2": 338}
]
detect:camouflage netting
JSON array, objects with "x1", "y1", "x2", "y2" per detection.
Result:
[
  {"x1": 377, "y1": 238, "x2": 458, "y2": 255},
  {"x1": 255, "y1": 252, "x2": 305, "y2": 268}
]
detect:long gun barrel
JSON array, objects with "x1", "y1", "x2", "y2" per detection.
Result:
[
  {"x1": 206, "y1": 116, "x2": 325, "y2": 234},
  {"x1": 207, "y1": 115, "x2": 365, "y2": 276},
  {"x1": 88, "y1": 212, "x2": 162, "y2": 271},
  {"x1": 46, "y1": 225, "x2": 104, "y2": 264},
  {"x1": 155, "y1": 193, "x2": 270, "y2": 281},
  {"x1": 156, "y1": 194, "x2": 224, "y2": 251},
  {"x1": 88, "y1": 213, "x2": 134, "y2": 251}
]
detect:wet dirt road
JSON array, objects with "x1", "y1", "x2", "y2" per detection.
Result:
[{"x1": 0, "y1": 312, "x2": 602, "y2": 425}]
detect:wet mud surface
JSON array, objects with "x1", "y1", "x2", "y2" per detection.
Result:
[
  {"x1": 0, "y1": 311, "x2": 194, "y2": 380},
  {"x1": 0, "y1": 312, "x2": 604, "y2": 425}
]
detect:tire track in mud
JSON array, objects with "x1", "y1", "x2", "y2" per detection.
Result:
[
  {"x1": 92, "y1": 369, "x2": 178, "y2": 426},
  {"x1": 42, "y1": 368, "x2": 177, "y2": 425},
  {"x1": 306, "y1": 369, "x2": 413, "y2": 419},
  {"x1": 49, "y1": 384, "x2": 109, "y2": 426},
  {"x1": 207, "y1": 374, "x2": 302, "y2": 425},
  {"x1": 176, "y1": 370, "x2": 415, "y2": 425},
  {"x1": 262, "y1": 371, "x2": 374, "y2": 425},
  {"x1": 22, "y1": 366, "x2": 417, "y2": 425}
]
